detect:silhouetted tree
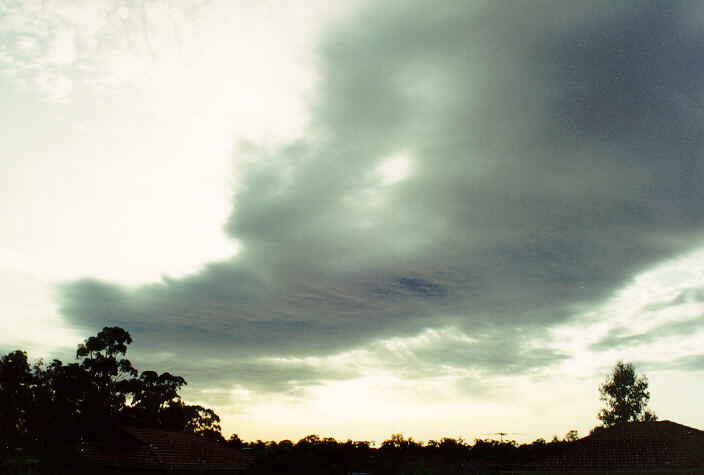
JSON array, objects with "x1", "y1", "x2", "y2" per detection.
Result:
[
  {"x1": 76, "y1": 326, "x2": 137, "y2": 418},
  {"x1": 179, "y1": 403, "x2": 224, "y2": 440},
  {"x1": 242, "y1": 433, "x2": 577, "y2": 474},
  {"x1": 0, "y1": 351, "x2": 35, "y2": 447},
  {"x1": 76, "y1": 327, "x2": 136, "y2": 379},
  {"x1": 125, "y1": 370, "x2": 186, "y2": 427},
  {"x1": 0, "y1": 325, "x2": 226, "y2": 469},
  {"x1": 227, "y1": 433, "x2": 244, "y2": 449},
  {"x1": 70, "y1": 326, "x2": 138, "y2": 437},
  {"x1": 598, "y1": 360, "x2": 656, "y2": 426},
  {"x1": 41, "y1": 360, "x2": 93, "y2": 434}
]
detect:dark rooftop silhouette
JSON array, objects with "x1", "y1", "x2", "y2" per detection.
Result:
[
  {"x1": 512, "y1": 420, "x2": 704, "y2": 473},
  {"x1": 76, "y1": 426, "x2": 253, "y2": 471}
]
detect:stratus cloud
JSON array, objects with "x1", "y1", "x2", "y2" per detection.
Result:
[{"x1": 62, "y1": 1, "x2": 704, "y2": 393}]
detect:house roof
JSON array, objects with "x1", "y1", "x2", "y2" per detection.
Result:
[
  {"x1": 76, "y1": 426, "x2": 253, "y2": 469},
  {"x1": 515, "y1": 421, "x2": 704, "y2": 473}
]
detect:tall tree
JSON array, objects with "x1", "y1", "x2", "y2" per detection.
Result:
[
  {"x1": 125, "y1": 370, "x2": 186, "y2": 427},
  {"x1": 598, "y1": 360, "x2": 656, "y2": 426},
  {"x1": 160, "y1": 402, "x2": 224, "y2": 441},
  {"x1": 0, "y1": 326, "x2": 225, "y2": 455},
  {"x1": 0, "y1": 351, "x2": 35, "y2": 447},
  {"x1": 76, "y1": 327, "x2": 137, "y2": 391},
  {"x1": 74, "y1": 326, "x2": 139, "y2": 433}
]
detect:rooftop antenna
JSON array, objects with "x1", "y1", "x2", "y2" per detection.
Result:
[{"x1": 480, "y1": 432, "x2": 520, "y2": 443}]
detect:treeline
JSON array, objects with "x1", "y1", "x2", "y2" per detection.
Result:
[
  {"x1": 1, "y1": 326, "x2": 579, "y2": 473},
  {"x1": 234, "y1": 432, "x2": 579, "y2": 474},
  {"x1": 0, "y1": 327, "x2": 222, "y2": 470}
]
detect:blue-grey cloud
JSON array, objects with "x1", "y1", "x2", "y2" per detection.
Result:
[
  {"x1": 644, "y1": 287, "x2": 704, "y2": 313},
  {"x1": 668, "y1": 353, "x2": 704, "y2": 372},
  {"x1": 60, "y1": 1, "x2": 704, "y2": 393},
  {"x1": 590, "y1": 314, "x2": 704, "y2": 351}
]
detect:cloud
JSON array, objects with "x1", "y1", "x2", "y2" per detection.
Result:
[
  {"x1": 32, "y1": 70, "x2": 72, "y2": 102},
  {"x1": 44, "y1": 27, "x2": 76, "y2": 65},
  {"x1": 590, "y1": 315, "x2": 704, "y2": 351},
  {"x1": 0, "y1": 0, "x2": 113, "y2": 100},
  {"x1": 669, "y1": 354, "x2": 704, "y2": 372},
  {"x1": 60, "y1": 1, "x2": 704, "y2": 394}
]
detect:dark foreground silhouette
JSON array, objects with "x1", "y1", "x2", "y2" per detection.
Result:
[
  {"x1": 0, "y1": 327, "x2": 223, "y2": 471},
  {"x1": 238, "y1": 432, "x2": 577, "y2": 474},
  {"x1": 0, "y1": 327, "x2": 682, "y2": 474}
]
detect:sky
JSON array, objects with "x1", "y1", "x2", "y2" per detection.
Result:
[{"x1": 2, "y1": 0, "x2": 704, "y2": 444}]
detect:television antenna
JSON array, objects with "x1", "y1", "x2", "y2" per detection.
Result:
[{"x1": 480, "y1": 432, "x2": 520, "y2": 443}]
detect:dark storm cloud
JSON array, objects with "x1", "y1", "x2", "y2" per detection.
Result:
[{"x1": 61, "y1": 1, "x2": 704, "y2": 392}]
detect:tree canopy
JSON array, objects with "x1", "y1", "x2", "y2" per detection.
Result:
[
  {"x1": 598, "y1": 360, "x2": 656, "y2": 427},
  {"x1": 0, "y1": 326, "x2": 224, "y2": 470}
]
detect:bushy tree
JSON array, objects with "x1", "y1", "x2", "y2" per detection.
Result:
[
  {"x1": 0, "y1": 351, "x2": 36, "y2": 447},
  {"x1": 73, "y1": 327, "x2": 139, "y2": 433},
  {"x1": 598, "y1": 360, "x2": 656, "y2": 426},
  {"x1": 125, "y1": 370, "x2": 186, "y2": 427},
  {"x1": 0, "y1": 326, "x2": 225, "y2": 456}
]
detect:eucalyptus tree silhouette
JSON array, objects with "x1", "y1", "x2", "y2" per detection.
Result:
[
  {"x1": 0, "y1": 351, "x2": 35, "y2": 447},
  {"x1": 0, "y1": 325, "x2": 226, "y2": 467},
  {"x1": 598, "y1": 360, "x2": 656, "y2": 427}
]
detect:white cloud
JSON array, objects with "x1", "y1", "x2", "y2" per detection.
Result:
[
  {"x1": 0, "y1": 0, "x2": 363, "y2": 284},
  {"x1": 33, "y1": 70, "x2": 72, "y2": 101},
  {"x1": 15, "y1": 36, "x2": 38, "y2": 55},
  {"x1": 377, "y1": 151, "x2": 413, "y2": 186},
  {"x1": 545, "y1": 243, "x2": 704, "y2": 377},
  {"x1": 0, "y1": 269, "x2": 81, "y2": 356},
  {"x1": 44, "y1": 27, "x2": 76, "y2": 65}
]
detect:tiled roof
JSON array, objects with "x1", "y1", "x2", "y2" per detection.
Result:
[
  {"x1": 76, "y1": 441, "x2": 156, "y2": 467},
  {"x1": 516, "y1": 420, "x2": 704, "y2": 472},
  {"x1": 76, "y1": 426, "x2": 253, "y2": 469}
]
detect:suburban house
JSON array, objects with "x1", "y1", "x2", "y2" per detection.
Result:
[
  {"x1": 75, "y1": 426, "x2": 253, "y2": 473},
  {"x1": 507, "y1": 420, "x2": 704, "y2": 474}
]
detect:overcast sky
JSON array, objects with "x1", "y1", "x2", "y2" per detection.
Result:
[{"x1": 2, "y1": 0, "x2": 704, "y2": 443}]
